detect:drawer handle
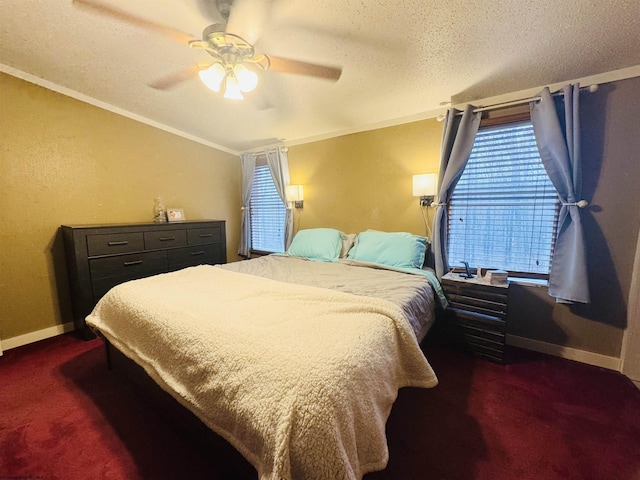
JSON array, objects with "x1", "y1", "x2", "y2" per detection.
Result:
[
  {"x1": 108, "y1": 241, "x2": 128, "y2": 246},
  {"x1": 190, "y1": 251, "x2": 205, "y2": 256},
  {"x1": 123, "y1": 260, "x2": 143, "y2": 266},
  {"x1": 159, "y1": 236, "x2": 176, "y2": 241},
  {"x1": 198, "y1": 233, "x2": 213, "y2": 238}
]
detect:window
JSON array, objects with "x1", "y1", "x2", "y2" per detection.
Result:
[
  {"x1": 447, "y1": 117, "x2": 559, "y2": 275},
  {"x1": 250, "y1": 164, "x2": 286, "y2": 253}
]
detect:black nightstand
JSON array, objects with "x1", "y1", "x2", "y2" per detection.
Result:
[{"x1": 438, "y1": 272, "x2": 509, "y2": 363}]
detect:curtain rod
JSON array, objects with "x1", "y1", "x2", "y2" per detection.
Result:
[
  {"x1": 440, "y1": 84, "x2": 599, "y2": 120},
  {"x1": 244, "y1": 146, "x2": 289, "y2": 156}
]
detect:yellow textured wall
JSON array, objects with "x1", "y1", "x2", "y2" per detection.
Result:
[
  {"x1": 287, "y1": 120, "x2": 443, "y2": 236},
  {"x1": 5, "y1": 68, "x2": 635, "y2": 360},
  {"x1": 0, "y1": 73, "x2": 240, "y2": 340}
]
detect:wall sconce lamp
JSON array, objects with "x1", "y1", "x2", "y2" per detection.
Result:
[
  {"x1": 412, "y1": 173, "x2": 437, "y2": 207},
  {"x1": 286, "y1": 184, "x2": 304, "y2": 209}
]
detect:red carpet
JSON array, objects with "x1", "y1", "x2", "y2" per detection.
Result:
[{"x1": 1, "y1": 333, "x2": 639, "y2": 479}]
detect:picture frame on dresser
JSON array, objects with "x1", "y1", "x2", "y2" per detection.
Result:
[
  {"x1": 167, "y1": 208, "x2": 185, "y2": 222},
  {"x1": 61, "y1": 220, "x2": 226, "y2": 339}
]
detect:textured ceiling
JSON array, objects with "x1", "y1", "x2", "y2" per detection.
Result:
[{"x1": 1, "y1": 0, "x2": 639, "y2": 154}]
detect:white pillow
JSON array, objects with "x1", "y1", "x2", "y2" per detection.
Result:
[{"x1": 340, "y1": 233, "x2": 357, "y2": 258}]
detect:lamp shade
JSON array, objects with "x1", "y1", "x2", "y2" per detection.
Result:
[
  {"x1": 198, "y1": 63, "x2": 226, "y2": 92},
  {"x1": 285, "y1": 185, "x2": 304, "y2": 202},
  {"x1": 223, "y1": 74, "x2": 244, "y2": 100},
  {"x1": 412, "y1": 173, "x2": 437, "y2": 197},
  {"x1": 233, "y1": 63, "x2": 259, "y2": 93}
]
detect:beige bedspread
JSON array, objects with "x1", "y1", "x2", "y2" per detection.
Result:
[{"x1": 86, "y1": 265, "x2": 438, "y2": 480}]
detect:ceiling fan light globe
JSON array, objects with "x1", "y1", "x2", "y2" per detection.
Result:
[
  {"x1": 233, "y1": 64, "x2": 259, "y2": 93},
  {"x1": 198, "y1": 63, "x2": 226, "y2": 92},
  {"x1": 223, "y1": 74, "x2": 244, "y2": 100}
]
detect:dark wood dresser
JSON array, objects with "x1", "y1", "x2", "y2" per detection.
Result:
[
  {"x1": 438, "y1": 272, "x2": 509, "y2": 363},
  {"x1": 62, "y1": 220, "x2": 227, "y2": 339}
]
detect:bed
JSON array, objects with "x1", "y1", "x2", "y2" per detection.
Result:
[{"x1": 86, "y1": 229, "x2": 445, "y2": 480}]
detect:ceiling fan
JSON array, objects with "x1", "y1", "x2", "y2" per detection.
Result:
[{"x1": 73, "y1": 0, "x2": 342, "y2": 100}]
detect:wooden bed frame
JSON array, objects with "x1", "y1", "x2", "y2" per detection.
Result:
[
  {"x1": 90, "y1": 260, "x2": 437, "y2": 478},
  {"x1": 102, "y1": 337, "x2": 257, "y2": 476}
]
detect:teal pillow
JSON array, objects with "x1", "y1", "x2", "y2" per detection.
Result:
[
  {"x1": 287, "y1": 228, "x2": 343, "y2": 262},
  {"x1": 347, "y1": 231, "x2": 427, "y2": 268}
]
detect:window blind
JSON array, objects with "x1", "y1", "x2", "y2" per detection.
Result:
[
  {"x1": 447, "y1": 121, "x2": 559, "y2": 274},
  {"x1": 250, "y1": 164, "x2": 286, "y2": 253}
]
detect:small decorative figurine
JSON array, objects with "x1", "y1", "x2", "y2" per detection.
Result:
[{"x1": 153, "y1": 196, "x2": 167, "y2": 223}]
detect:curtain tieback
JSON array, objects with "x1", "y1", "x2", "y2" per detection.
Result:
[
  {"x1": 241, "y1": 206, "x2": 249, "y2": 211},
  {"x1": 562, "y1": 200, "x2": 589, "y2": 208},
  {"x1": 432, "y1": 202, "x2": 447, "y2": 207}
]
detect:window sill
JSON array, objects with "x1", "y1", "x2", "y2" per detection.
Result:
[
  {"x1": 508, "y1": 277, "x2": 548, "y2": 287},
  {"x1": 249, "y1": 250, "x2": 281, "y2": 257}
]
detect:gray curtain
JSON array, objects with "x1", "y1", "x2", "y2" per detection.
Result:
[
  {"x1": 265, "y1": 147, "x2": 294, "y2": 250},
  {"x1": 433, "y1": 104, "x2": 482, "y2": 278},
  {"x1": 531, "y1": 85, "x2": 590, "y2": 303},
  {"x1": 238, "y1": 152, "x2": 256, "y2": 257}
]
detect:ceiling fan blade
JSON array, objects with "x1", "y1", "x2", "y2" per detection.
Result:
[
  {"x1": 72, "y1": 0, "x2": 197, "y2": 45},
  {"x1": 225, "y1": 0, "x2": 273, "y2": 45},
  {"x1": 267, "y1": 56, "x2": 342, "y2": 81},
  {"x1": 148, "y1": 64, "x2": 201, "y2": 91}
]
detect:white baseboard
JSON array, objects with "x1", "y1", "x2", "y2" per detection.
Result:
[
  {"x1": 0, "y1": 324, "x2": 622, "y2": 373},
  {"x1": 506, "y1": 334, "x2": 621, "y2": 371},
  {"x1": 1, "y1": 322, "x2": 75, "y2": 352}
]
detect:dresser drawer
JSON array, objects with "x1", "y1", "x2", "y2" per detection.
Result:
[
  {"x1": 168, "y1": 244, "x2": 222, "y2": 270},
  {"x1": 440, "y1": 318, "x2": 505, "y2": 345},
  {"x1": 447, "y1": 295, "x2": 507, "y2": 319},
  {"x1": 188, "y1": 226, "x2": 221, "y2": 245},
  {"x1": 87, "y1": 232, "x2": 144, "y2": 256},
  {"x1": 440, "y1": 280, "x2": 508, "y2": 304},
  {"x1": 89, "y1": 250, "x2": 168, "y2": 280},
  {"x1": 144, "y1": 229, "x2": 187, "y2": 250}
]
